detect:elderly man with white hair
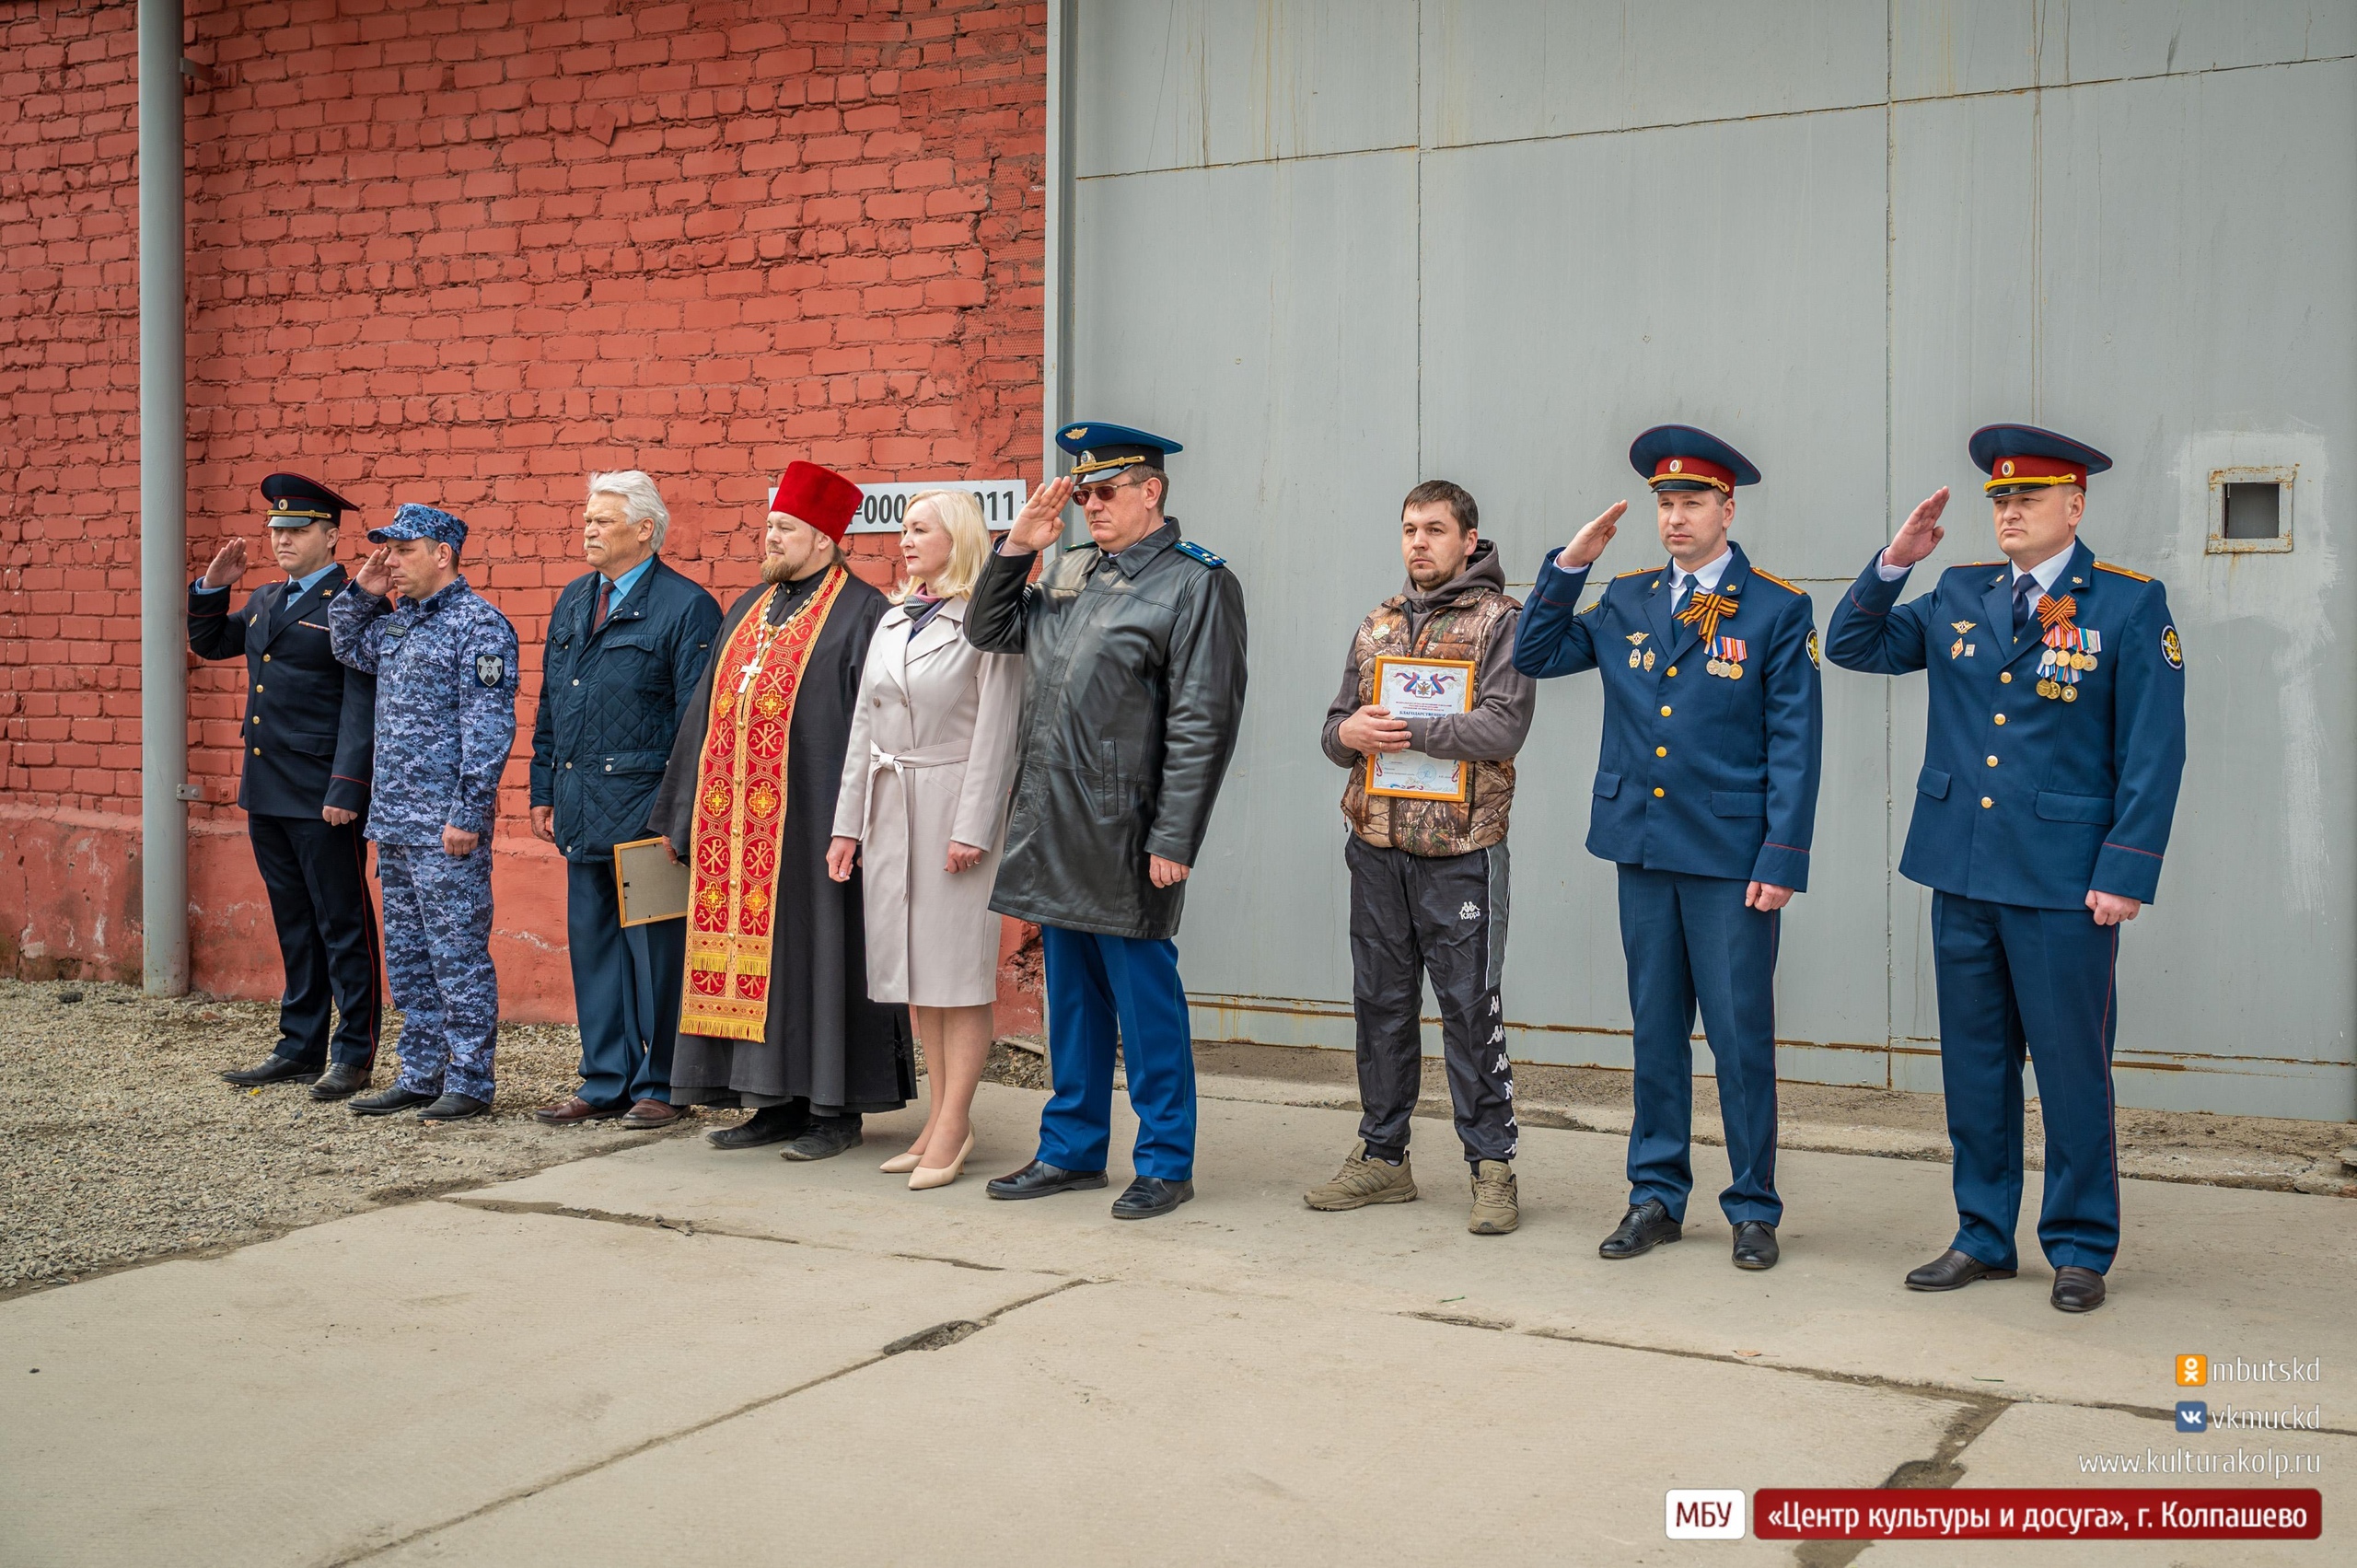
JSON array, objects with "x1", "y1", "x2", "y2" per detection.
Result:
[{"x1": 529, "y1": 470, "x2": 724, "y2": 1128}]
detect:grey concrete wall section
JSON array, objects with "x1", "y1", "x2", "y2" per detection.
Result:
[{"x1": 1066, "y1": 3, "x2": 2357, "y2": 1120}]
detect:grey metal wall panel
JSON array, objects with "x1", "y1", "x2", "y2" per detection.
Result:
[
  {"x1": 1422, "y1": 0, "x2": 1889, "y2": 145},
  {"x1": 1074, "y1": 0, "x2": 1419, "y2": 177},
  {"x1": 1070, "y1": 11, "x2": 2357, "y2": 1119}
]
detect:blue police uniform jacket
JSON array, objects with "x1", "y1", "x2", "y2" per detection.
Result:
[
  {"x1": 188, "y1": 567, "x2": 377, "y2": 817},
  {"x1": 1823, "y1": 538, "x2": 2186, "y2": 908},
  {"x1": 328, "y1": 576, "x2": 520, "y2": 846},
  {"x1": 1512, "y1": 540, "x2": 1823, "y2": 890},
  {"x1": 528, "y1": 557, "x2": 722, "y2": 862}
]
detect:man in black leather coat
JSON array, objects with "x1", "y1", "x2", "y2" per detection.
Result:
[{"x1": 967, "y1": 421, "x2": 1248, "y2": 1220}]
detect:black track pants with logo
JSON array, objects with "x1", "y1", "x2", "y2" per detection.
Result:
[{"x1": 1345, "y1": 833, "x2": 1516, "y2": 1165}]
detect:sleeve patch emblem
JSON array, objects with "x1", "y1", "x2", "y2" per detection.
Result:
[
  {"x1": 1805, "y1": 629, "x2": 1821, "y2": 668},
  {"x1": 475, "y1": 653, "x2": 506, "y2": 687},
  {"x1": 2161, "y1": 625, "x2": 2183, "y2": 669}
]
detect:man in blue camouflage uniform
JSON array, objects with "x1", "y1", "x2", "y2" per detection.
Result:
[{"x1": 329, "y1": 503, "x2": 520, "y2": 1122}]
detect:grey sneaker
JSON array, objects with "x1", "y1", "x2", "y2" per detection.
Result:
[
  {"x1": 1304, "y1": 1141, "x2": 1418, "y2": 1210},
  {"x1": 1468, "y1": 1159, "x2": 1519, "y2": 1235}
]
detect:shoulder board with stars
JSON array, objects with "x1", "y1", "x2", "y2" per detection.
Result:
[
  {"x1": 1748, "y1": 567, "x2": 1800, "y2": 593},
  {"x1": 1613, "y1": 568, "x2": 1654, "y2": 579},
  {"x1": 1173, "y1": 540, "x2": 1225, "y2": 569},
  {"x1": 2095, "y1": 561, "x2": 2153, "y2": 582}
]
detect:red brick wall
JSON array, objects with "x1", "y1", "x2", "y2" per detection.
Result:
[{"x1": 0, "y1": 0, "x2": 1046, "y2": 1025}]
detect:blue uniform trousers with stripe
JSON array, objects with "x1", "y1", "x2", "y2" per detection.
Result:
[
  {"x1": 377, "y1": 841, "x2": 499, "y2": 1102},
  {"x1": 1618, "y1": 865, "x2": 1782, "y2": 1225},
  {"x1": 1037, "y1": 925, "x2": 1198, "y2": 1182},
  {"x1": 1932, "y1": 891, "x2": 2121, "y2": 1273}
]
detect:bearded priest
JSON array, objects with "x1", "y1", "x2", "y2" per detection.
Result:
[{"x1": 646, "y1": 461, "x2": 914, "y2": 1160}]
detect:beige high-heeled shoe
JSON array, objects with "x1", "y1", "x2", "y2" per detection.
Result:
[
  {"x1": 909, "y1": 1132, "x2": 973, "y2": 1191},
  {"x1": 879, "y1": 1148, "x2": 925, "y2": 1174}
]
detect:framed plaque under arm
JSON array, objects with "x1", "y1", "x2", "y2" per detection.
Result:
[{"x1": 612, "y1": 835, "x2": 691, "y2": 926}]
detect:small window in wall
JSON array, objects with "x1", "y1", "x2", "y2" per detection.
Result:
[{"x1": 2207, "y1": 466, "x2": 2295, "y2": 554}]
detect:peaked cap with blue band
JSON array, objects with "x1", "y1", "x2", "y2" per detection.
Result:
[
  {"x1": 1968, "y1": 424, "x2": 2113, "y2": 496},
  {"x1": 1057, "y1": 420, "x2": 1183, "y2": 483},
  {"x1": 368, "y1": 503, "x2": 469, "y2": 551},
  {"x1": 260, "y1": 471, "x2": 357, "y2": 527},
  {"x1": 1629, "y1": 424, "x2": 1761, "y2": 493}
]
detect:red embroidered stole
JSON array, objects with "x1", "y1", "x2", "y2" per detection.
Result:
[{"x1": 681, "y1": 568, "x2": 849, "y2": 1040}]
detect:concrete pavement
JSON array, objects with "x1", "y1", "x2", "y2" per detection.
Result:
[{"x1": 3, "y1": 1081, "x2": 2350, "y2": 1565}]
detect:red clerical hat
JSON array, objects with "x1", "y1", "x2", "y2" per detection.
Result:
[{"x1": 769, "y1": 460, "x2": 864, "y2": 540}]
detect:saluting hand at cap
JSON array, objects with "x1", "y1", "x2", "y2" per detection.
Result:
[
  {"x1": 1884, "y1": 487, "x2": 1951, "y2": 570},
  {"x1": 1556, "y1": 501, "x2": 1629, "y2": 572},
  {"x1": 201, "y1": 538, "x2": 250, "y2": 591},
  {"x1": 1004, "y1": 477, "x2": 1074, "y2": 553},
  {"x1": 354, "y1": 544, "x2": 396, "y2": 598}
]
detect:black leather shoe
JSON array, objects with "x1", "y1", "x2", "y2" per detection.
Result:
[
  {"x1": 1110, "y1": 1176, "x2": 1195, "y2": 1220},
  {"x1": 308, "y1": 1063, "x2": 371, "y2": 1101},
  {"x1": 985, "y1": 1160, "x2": 1109, "y2": 1201},
  {"x1": 2051, "y1": 1266, "x2": 2107, "y2": 1313},
  {"x1": 417, "y1": 1093, "x2": 489, "y2": 1122},
  {"x1": 222, "y1": 1054, "x2": 321, "y2": 1087},
  {"x1": 1598, "y1": 1199, "x2": 1682, "y2": 1260},
  {"x1": 707, "y1": 1104, "x2": 807, "y2": 1151},
  {"x1": 1731, "y1": 1220, "x2": 1780, "y2": 1271},
  {"x1": 779, "y1": 1116, "x2": 863, "y2": 1162},
  {"x1": 351, "y1": 1086, "x2": 436, "y2": 1117},
  {"x1": 1904, "y1": 1249, "x2": 2017, "y2": 1291}
]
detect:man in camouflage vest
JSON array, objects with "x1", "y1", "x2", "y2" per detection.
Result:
[{"x1": 1308, "y1": 480, "x2": 1538, "y2": 1234}]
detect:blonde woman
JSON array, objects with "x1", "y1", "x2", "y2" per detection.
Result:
[{"x1": 828, "y1": 490, "x2": 1023, "y2": 1189}]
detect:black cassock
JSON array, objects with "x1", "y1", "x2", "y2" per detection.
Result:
[{"x1": 646, "y1": 565, "x2": 914, "y2": 1114}]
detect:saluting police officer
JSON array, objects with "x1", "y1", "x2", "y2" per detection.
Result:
[
  {"x1": 193, "y1": 474, "x2": 382, "y2": 1100},
  {"x1": 1514, "y1": 427, "x2": 1823, "y2": 1272},
  {"x1": 329, "y1": 505, "x2": 521, "y2": 1123},
  {"x1": 1825, "y1": 424, "x2": 2187, "y2": 1314}
]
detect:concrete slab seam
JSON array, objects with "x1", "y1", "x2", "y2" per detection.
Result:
[
  {"x1": 438, "y1": 1195, "x2": 1039, "y2": 1277},
  {"x1": 319, "y1": 1277, "x2": 1093, "y2": 1567}
]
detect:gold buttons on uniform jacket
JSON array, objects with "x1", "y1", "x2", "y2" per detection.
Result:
[
  {"x1": 1655, "y1": 746, "x2": 1667, "y2": 757},
  {"x1": 261, "y1": 654, "x2": 271, "y2": 663},
  {"x1": 252, "y1": 747, "x2": 261, "y2": 756},
  {"x1": 1986, "y1": 755, "x2": 1999, "y2": 767},
  {"x1": 1660, "y1": 705, "x2": 1672, "y2": 716},
  {"x1": 251, "y1": 715, "x2": 261, "y2": 725},
  {"x1": 1993, "y1": 714, "x2": 2006, "y2": 726},
  {"x1": 572, "y1": 679, "x2": 580, "y2": 686},
  {"x1": 2000, "y1": 672, "x2": 2012, "y2": 683},
  {"x1": 1981, "y1": 796, "x2": 1993, "y2": 808},
  {"x1": 253, "y1": 683, "x2": 262, "y2": 692},
  {"x1": 1653, "y1": 787, "x2": 1666, "y2": 797},
  {"x1": 1666, "y1": 666, "x2": 1678, "y2": 677}
]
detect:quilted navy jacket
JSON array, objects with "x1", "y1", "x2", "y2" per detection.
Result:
[{"x1": 528, "y1": 556, "x2": 723, "y2": 862}]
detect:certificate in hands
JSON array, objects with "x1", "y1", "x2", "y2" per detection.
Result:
[{"x1": 1365, "y1": 656, "x2": 1476, "y2": 802}]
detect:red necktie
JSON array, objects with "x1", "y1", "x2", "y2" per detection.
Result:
[{"x1": 593, "y1": 579, "x2": 611, "y2": 632}]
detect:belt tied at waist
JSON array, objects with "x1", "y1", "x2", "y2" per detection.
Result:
[{"x1": 868, "y1": 741, "x2": 970, "y2": 776}]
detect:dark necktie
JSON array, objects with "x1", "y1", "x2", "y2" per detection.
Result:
[
  {"x1": 2011, "y1": 572, "x2": 2038, "y2": 635},
  {"x1": 593, "y1": 579, "x2": 612, "y2": 632}
]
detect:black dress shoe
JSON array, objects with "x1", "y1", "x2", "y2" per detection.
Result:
[
  {"x1": 222, "y1": 1054, "x2": 322, "y2": 1087},
  {"x1": 707, "y1": 1104, "x2": 807, "y2": 1151},
  {"x1": 2051, "y1": 1266, "x2": 2107, "y2": 1313},
  {"x1": 985, "y1": 1160, "x2": 1109, "y2": 1201},
  {"x1": 1110, "y1": 1176, "x2": 1195, "y2": 1220},
  {"x1": 351, "y1": 1086, "x2": 436, "y2": 1117},
  {"x1": 1598, "y1": 1199, "x2": 1682, "y2": 1260},
  {"x1": 308, "y1": 1063, "x2": 371, "y2": 1101},
  {"x1": 1731, "y1": 1220, "x2": 1780, "y2": 1271},
  {"x1": 1904, "y1": 1249, "x2": 2017, "y2": 1291},
  {"x1": 779, "y1": 1115, "x2": 863, "y2": 1162},
  {"x1": 418, "y1": 1093, "x2": 489, "y2": 1122}
]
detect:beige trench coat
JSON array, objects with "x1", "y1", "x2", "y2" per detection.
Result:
[{"x1": 831, "y1": 596, "x2": 1023, "y2": 1006}]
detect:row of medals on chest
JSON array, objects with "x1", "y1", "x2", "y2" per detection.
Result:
[
  {"x1": 1951, "y1": 617, "x2": 2101, "y2": 702},
  {"x1": 1626, "y1": 635, "x2": 1747, "y2": 679}
]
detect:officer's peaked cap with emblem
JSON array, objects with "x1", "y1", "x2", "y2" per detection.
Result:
[
  {"x1": 260, "y1": 472, "x2": 357, "y2": 528},
  {"x1": 1970, "y1": 424, "x2": 2112, "y2": 497},
  {"x1": 367, "y1": 502, "x2": 469, "y2": 551},
  {"x1": 1057, "y1": 420, "x2": 1182, "y2": 484},
  {"x1": 1629, "y1": 424, "x2": 1761, "y2": 493}
]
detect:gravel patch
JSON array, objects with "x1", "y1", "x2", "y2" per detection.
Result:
[{"x1": 0, "y1": 978, "x2": 692, "y2": 1298}]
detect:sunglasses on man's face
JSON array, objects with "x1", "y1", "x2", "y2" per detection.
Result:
[{"x1": 1072, "y1": 475, "x2": 1148, "y2": 505}]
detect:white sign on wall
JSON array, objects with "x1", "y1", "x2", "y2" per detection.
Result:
[{"x1": 845, "y1": 479, "x2": 1027, "y2": 534}]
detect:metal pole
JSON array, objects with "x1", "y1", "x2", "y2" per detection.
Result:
[
  {"x1": 1042, "y1": 0, "x2": 1076, "y2": 551},
  {"x1": 138, "y1": 0, "x2": 188, "y2": 995}
]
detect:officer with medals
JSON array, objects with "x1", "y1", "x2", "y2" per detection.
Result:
[
  {"x1": 1513, "y1": 426, "x2": 1823, "y2": 1272},
  {"x1": 1825, "y1": 424, "x2": 2187, "y2": 1313},
  {"x1": 192, "y1": 474, "x2": 382, "y2": 1100},
  {"x1": 968, "y1": 422, "x2": 1249, "y2": 1219}
]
